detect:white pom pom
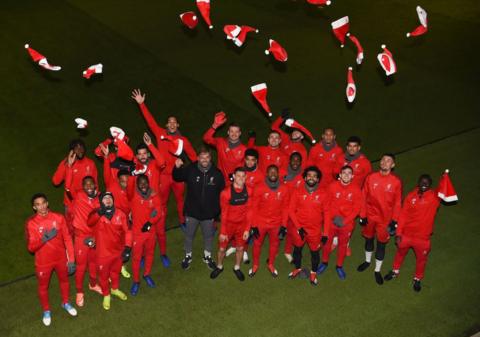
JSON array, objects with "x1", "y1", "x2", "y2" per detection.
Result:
[
  {"x1": 406, "y1": 33, "x2": 411, "y2": 37},
  {"x1": 255, "y1": 29, "x2": 259, "y2": 33},
  {"x1": 326, "y1": 0, "x2": 331, "y2": 5},
  {"x1": 83, "y1": 71, "x2": 87, "y2": 75},
  {"x1": 193, "y1": 15, "x2": 197, "y2": 20},
  {"x1": 346, "y1": 32, "x2": 350, "y2": 37},
  {"x1": 340, "y1": 44, "x2": 344, "y2": 48},
  {"x1": 265, "y1": 50, "x2": 270, "y2": 55},
  {"x1": 381, "y1": 44, "x2": 386, "y2": 49},
  {"x1": 24, "y1": 44, "x2": 29, "y2": 49},
  {"x1": 445, "y1": 169, "x2": 449, "y2": 173},
  {"x1": 312, "y1": 139, "x2": 317, "y2": 144},
  {"x1": 268, "y1": 113, "x2": 272, "y2": 117},
  {"x1": 209, "y1": 25, "x2": 213, "y2": 29},
  {"x1": 348, "y1": 66, "x2": 353, "y2": 70}
]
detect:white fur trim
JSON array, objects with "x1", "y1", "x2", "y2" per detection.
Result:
[
  {"x1": 251, "y1": 83, "x2": 267, "y2": 92},
  {"x1": 331, "y1": 16, "x2": 349, "y2": 29}
]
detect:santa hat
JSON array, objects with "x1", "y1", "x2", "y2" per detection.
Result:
[
  {"x1": 196, "y1": 0, "x2": 213, "y2": 29},
  {"x1": 115, "y1": 138, "x2": 134, "y2": 161},
  {"x1": 180, "y1": 11, "x2": 198, "y2": 29},
  {"x1": 224, "y1": 25, "x2": 242, "y2": 40},
  {"x1": 407, "y1": 6, "x2": 428, "y2": 37},
  {"x1": 347, "y1": 33, "x2": 364, "y2": 65},
  {"x1": 307, "y1": 0, "x2": 332, "y2": 5},
  {"x1": 345, "y1": 67, "x2": 356, "y2": 103},
  {"x1": 331, "y1": 16, "x2": 349, "y2": 47},
  {"x1": 284, "y1": 118, "x2": 316, "y2": 143},
  {"x1": 265, "y1": 39, "x2": 288, "y2": 62},
  {"x1": 233, "y1": 26, "x2": 259, "y2": 47},
  {"x1": 82, "y1": 63, "x2": 103, "y2": 79},
  {"x1": 74, "y1": 118, "x2": 88, "y2": 129},
  {"x1": 132, "y1": 162, "x2": 147, "y2": 176},
  {"x1": 110, "y1": 126, "x2": 126, "y2": 141},
  {"x1": 377, "y1": 44, "x2": 397, "y2": 76},
  {"x1": 24, "y1": 44, "x2": 61, "y2": 71},
  {"x1": 251, "y1": 83, "x2": 272, "y2": 117},
  {"x1": 437, "y1": 169, "x2": 458, "y2": 202},
  {"x1": 160, "y1": 135, "x2": 184, "y2": 156}
]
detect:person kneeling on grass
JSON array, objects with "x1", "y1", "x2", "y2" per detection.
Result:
[
  {"x1": 26, "y1": 193, "x2": 77, "y2": 326},
  {"x1": 88, "y1": 192, "x2": 132, "y2": 310},
  {"x1": 210, "y1": 167, "x2": 252, "y2": 281}
]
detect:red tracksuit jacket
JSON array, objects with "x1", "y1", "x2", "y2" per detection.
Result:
[
  {"x1": 250, "y1": 144, "x2": 289, "y2": 174},
  {"x1": 271, "y1": 117, "x2": 308, "y2": 166},
  {"x1": 252, "y1": 181, "x2": 289, "y2": 229},
  {"x1": 397, "y1": 188, "x2": 440, "y2": 240},
  {"x1": 69, "y1": 190, "x2": 100, "y2": 237},
  {"x1": 335, "y1": 153, "x2": 372, "y2": 188},
  {"x1": 128, "y1": 188, "x2": 163, "y2": 235},
  {"x1": 308, "y1": 143, "x2": 344, "y2": 187},
  {"x1": 289, "y1": 184, "x2": 330, "y2": 237},
  {"x1": 219, "y1": 185, "x2": 253, "y2": 234},
  {"x1": 245, "y1": 167, "x2": 264, "y2": 190},
  {"x1": 103, "y1": 158, "x2": 132, "y2": 215},
  {"x1": 25, "y1": 211, "x2": 74, "y2": 267},
  {"x1": 139, "y1": 102, "x2": 197, "y2": 174},
  {"x1": 89, "y1": 209, "x2": 133, "y2": 259},
  {"x1": 203, "y1": 128, "x2": 247, "y2": 181},
  {"x1": 52, "y1": 156, "x2": 98, "y2": 207},
  {"x1": 360, "y1": 171, "x2": 402, "y2": 225},
  {"x1": 326, "y1": 180, "x2": 363, "y2": 232}
]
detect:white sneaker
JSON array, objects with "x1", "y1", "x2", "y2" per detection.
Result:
[
  {"x1": 62, "y1": 303, "x2": 77, "y2": 317},
  {"x1": 225, "y1": 247, "x2": 236, "y2": 257},
  {"x1": 42, "y1": 311, "x2": 51, "y2": 326},
  {"x1": 243, "y1": 251, "x2": 249, "y2": 263},
  {"x1": 284, "y1": 253, "x2": 293, "y2": 263}
]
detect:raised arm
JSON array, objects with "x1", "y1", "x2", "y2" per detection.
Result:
[
  {"x1": 52, "y1": 158, "x2": 67, "y2": 186},
  {"x1": 144, "y1": 132, "x2": 166, "y2": 169},
  {"x1": 131, "y1": 89, "x2": 167, "y2": 140},
  {"x1": 203, "y1": 111, "x2": 227, "y2": 147},
  {"x1": 172, "y1": 159, "x2": 187, "y2": 182}
]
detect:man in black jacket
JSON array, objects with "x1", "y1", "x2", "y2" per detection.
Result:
[{"x1": 173, "y1": 147, "x2": 225, "y2": 270}]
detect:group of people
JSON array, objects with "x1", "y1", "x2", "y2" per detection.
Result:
[{"x1": 26, "y1": 89, "x2": 447, "y2": 326}]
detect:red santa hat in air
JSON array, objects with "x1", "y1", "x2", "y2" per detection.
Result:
[
  {"x1": 307, "y1": 0, "x2": 332, "y2": 6},
  {"x1": 160, "y1": 135, "x2": 184, "y2": 156},
  {"x1": 437, "y1": 169, "x2": 458, "y2": 202},
  {"x1": 109, "y1": 127, "x2": 134, "y2": 161},
  {"x1": 180, "y1": 11, "x2": 198, "y2": 29},
  {"x1": 224, "y1": 25, "x2": 241, "y2": 40},
  {"x1": 377, "y1": 44, "x2": 397, "y2": 76},
  {"x1": 345, "y1": 67, "x2": 356, "y2": 103},
  {"x1": 347, "y1": 33, "x2": 364, "y2": 65},
  {"x1": 24, "y1": 44, "x2": 61, "y2": 71},
  {"x1": 251, "y1": 83, "x2": 272, "y2": 117},
  {"x1": 196, "y1": 0, "x2": 213, "y2": 29},
  {"x1": 331, "y1": 16, "x2": 349, "y2": 47},
  {"x1": 284, "y1": 118, "x2": 316, "y2": 143},
  {"x1": 265, "y1": 39, "x2": 288, "y2": 62},
  {"x1": 82, "y1": 63, "x2": 103, "y2": 79},
  {"x1": 75, "y1": 118, "x2": 88, "y2": 129},
  {"x1": 233, "y1": 26, "x2": 259, "y2": 47},
  {"x1": 407, "y1": 6, "x2": 428, "y2": 37}
]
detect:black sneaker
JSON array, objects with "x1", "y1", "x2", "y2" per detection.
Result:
[
  {"x1": 375, "y1": 272, "x2": 384, "y2": 285},
  {"x1": 210, "y1": 267, "x2": 224, "y2": 279},
  {"x1": 357, "y1": 262, "x2": 371, "y2": 272},
  {"x1": 233, "y1": 268, "x2": 245, "y2": 281},
  {"x1": 384, "y1": 270, "x2": 398, "y2": 281},
  {"x1": 413, "y1": 279, "x2": 422, "y2": 292},
  {"x1": 181, "y1": 255, "x2": 192, "y2": 270},
  {"x1": 202, "y1": 255, "x2": 217, "y2": 270}
]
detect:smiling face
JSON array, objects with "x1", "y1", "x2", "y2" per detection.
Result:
[
  {"x1": 304, "y1": 170, "x2": 319, "y2": 187},
  {"x1": 418, "y1": 175, "x2": 432, "y2": 193},
  {"x1": 137, "y1": 176, "x2": 150, "y2": 194},
  {"x1": 268, "y1": 132, "x2": 281, "y2": 148},
  {"x1": 322, "y1": 128, "x2": 336, "y2": 145},
  {"x1": 227, "y1": 126, "x2": 241, "y2": 143},
  {"x1": 136, "y1": 148, "x2": 149, "y2": 164},
  {"x1": 339, "y1": 167, "x2": 354, "y2": 185},
  {"x1": 166, "y1": 116, "x2": 179, "y2": 133},
  {"x1": 32, "y1": 196, "x2": 49, "y2": 216},
  {"x1": 291, "y1": 130, "x2": 303, "y2": 142},
  {"x1": 245, "y1": 155, "x2": 257, "y2": 169},
  {"x1": 267, "y1": 166, "x2": 279, "y2": 182},
  {"x1": 73, "y1": 143, "x2": 85, "y2": 159},
  {"x1": 198, "y1": 151, "x2": 212, "y2": 168},
  {"x1": 82, "y1": 177, "x2": 96, "y2": 197},
  {"x1": 380, "y1": 155, "x2": 395, "y2": 173},
  {"x1": 233, "y1": 170, "x2": 246, "y2": 188},
  {"x1": 290, "y1": 153, "x2": 302, "y2": 171},
  {"x1": 118, "y1": 174, "x2": 129, "y2": 190}
]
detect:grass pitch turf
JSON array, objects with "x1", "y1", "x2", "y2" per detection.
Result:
[{"x1": 0, "y1": 0, "x2": 479, "y2": 336}]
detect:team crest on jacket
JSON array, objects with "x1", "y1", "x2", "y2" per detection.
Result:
[
  {"x1": 386, "y1": 184, "x2": 392, "y2": 192},
  {"x1": 208, "y1": 177, "x2": 215, "y2": 185},
  {"x1": 373, "y1": 183, "x2": 379, "y2": 190},
  {"x1": 411, "y1": 198, "x2": 417, "y2": 205},
  {"x1": 347, "y1": 193, "x2": 353, "y2": 201},
  {"x1": 335, "y1": 192, "x2": 341, "y2": 199}
]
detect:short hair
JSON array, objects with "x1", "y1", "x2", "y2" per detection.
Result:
[
  {"x1": 136, "y1": 174, "x2": 149, "y2": 184},
  {"x1": 245, "y1": 148, "x2": 259, "y2": 159},
  {"x1": 268, "y1": 130, "x2": 281, "y2": 137},
  {"x1": 323, "y1": 127, "x2": 335, "y2": 134},
  {"x1": 346, "y1": 136, "x2": 362, "y2": 145},
  {"x1": 31, "y1": 193, "x2": 47, "y2": 205},
  {"x1": 82, "y1": 176, "x2": 95, "y2": 184},
  {"x1": 69, "y1": 139, "x2": 86, "y2": 151},
  {"x1": 303, "y1": 165, "x2": 322, "y2": 179},
  {"x1": 117, "y1": 170, "x2": 131, "y2": 178},
  {"x1": 227, "y1": 122, "x2": 241, "y2": 131},
  {"x1": 340, "y1": 165, "x2": 353, "y2": 173},
  {"x1": 266, "y1": 164, "x2": 279, "y2": 172},
  {"x1": 290, "y1": 152, "x2": 303, "y2": 161},
  {"x1": 136, "y1": 143, "x2": 149, "y2": 153},
  {"x1": 418, "y1": 174, "x2": 433, "y2": 186},
  {"x1": 233, "y1": 167, "x2": 246, "y2": 174},
  {"x1": 197, "y1": 145, "x2": 211, "y2": 156},
  {"x1": 382, "y1": 153, "x2": 396, "y2": 162}
]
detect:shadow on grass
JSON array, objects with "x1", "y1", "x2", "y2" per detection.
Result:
[{"x1": 29, "y1": 61, "x2": 63, "y2": 82}]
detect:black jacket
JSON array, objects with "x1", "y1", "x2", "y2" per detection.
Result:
[{"x1": 172, "y1": 162, "x2": 225, "y2": 220}]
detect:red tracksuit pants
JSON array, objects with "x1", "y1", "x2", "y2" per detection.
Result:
[
  {"x1": 283, "y1": 219, "x2": 295, "y2": 255},
  {"x1": 392, "y1": 235, "x2": 431, "y2": 280},
  {"x1": 97, "y1": 255, "x2": 122, "y2": 296},
  {"x1": 157, "y1": 174, "x2": 185, "y2": 254},
  {"x1": 35, "y1": 259, "x2": 70, "y2": 311},
  {"x1": 132, "y1": 232, "x2": 156, "y2": 282},
  {"x1": 252, "y1": 227, "x2": 280, "y2": 267},
  {"x1": 321, "y1": 227, "x2": 352, "y2": 267},
  {"x1": 74, "y1": 236, "x2": 97, "y2": 292}
]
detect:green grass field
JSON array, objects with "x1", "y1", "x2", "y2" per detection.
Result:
[{"x1": 0, "y1": 0, "x2": 479, "y2": 336}]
